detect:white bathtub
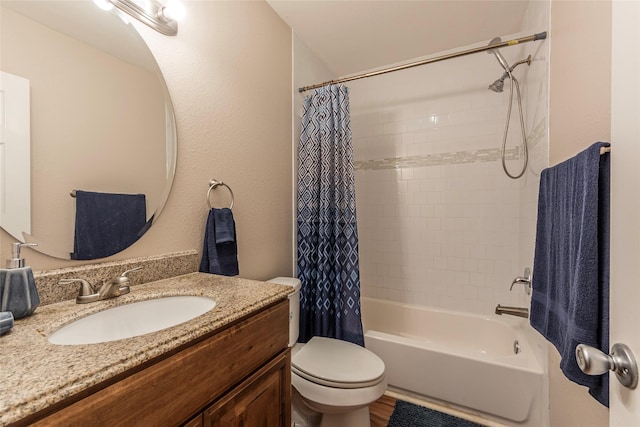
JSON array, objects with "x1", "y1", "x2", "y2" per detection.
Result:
[{"x1": 362, "y1": 297, "x2": 544, "y2": 424}]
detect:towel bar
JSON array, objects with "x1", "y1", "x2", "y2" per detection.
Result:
[{"x1": 207, "y1": 179, "x2": 234, "y2": 209}]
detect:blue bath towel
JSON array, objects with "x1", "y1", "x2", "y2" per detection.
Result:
[
  {"x1": 530, "y1": 142, "x2": 610, "y2": 406},
  {"x1": 199, "y1": 208, "x2": 239, "y2": 276},
  {"x1": 71, "y1": 190, "x2": 147, "y2": 260}
]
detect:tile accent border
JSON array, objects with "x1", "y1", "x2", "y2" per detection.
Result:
[
  {"x1": 355, "y1": 147, "x2": 520, "y2": 171},
  {"x1": 34, "y1": 250, "x2": 200, "y2": 305}
]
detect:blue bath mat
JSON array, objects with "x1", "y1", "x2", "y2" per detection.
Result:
[{"x1": 387, "y1": 400, "x2": 484, "y2": 427}]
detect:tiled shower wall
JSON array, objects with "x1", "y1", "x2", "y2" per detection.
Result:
[{"x1": 350, "y1": 4, "x2": 548, "y2": 316}]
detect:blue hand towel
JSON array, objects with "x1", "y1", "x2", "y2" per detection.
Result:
[
  {"x1": 71, "y1": 190, "x2": 147, "y2": 260},
  {"x1": 199, "y1": 208, "x2": 239, "y2": 276},
  {"x1": 530, "y1": 141, "x2": 610, "y2": 406},
  {"x1": 213, "y1": 208, "x2": 236, "y2": 244}
]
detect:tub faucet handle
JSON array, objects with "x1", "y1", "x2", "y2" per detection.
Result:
[{"x1": 510, "y1": 267, "x2": 532, "y2": 295}]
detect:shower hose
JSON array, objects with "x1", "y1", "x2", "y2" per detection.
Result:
[{"x1": 501, "y1": 69, "x2": 528, "y2": 180}]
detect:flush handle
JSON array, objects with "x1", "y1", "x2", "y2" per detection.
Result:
[{"x1": 576, "y1": 343, "x2": 638, "y2": 389}]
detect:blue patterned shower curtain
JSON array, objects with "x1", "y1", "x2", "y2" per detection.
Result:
[{"x1": 297, "y1": 84, "x2": 364, "y2": 346}]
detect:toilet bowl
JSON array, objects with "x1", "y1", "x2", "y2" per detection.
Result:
[{"x1": 268, "y1": 277, "x2": 386, "y2": 427}]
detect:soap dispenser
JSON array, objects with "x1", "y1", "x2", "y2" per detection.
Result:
[{"x1": 1, "y1": 243, "x2": 40, "y2": 319}]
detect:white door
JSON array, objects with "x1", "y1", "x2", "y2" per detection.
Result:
[
  {"x1": 0, "y1": 71, "x2": 31, "y2": 239},
  {"x1": 610, "y1": 1, "x2": 640, "y2": 425}
]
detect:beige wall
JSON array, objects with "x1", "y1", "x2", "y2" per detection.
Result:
[
  {"x1": 2, "y1": 1, "x2": 294, "y2": 281},
  {"x1": 550, "y1": 0, "x2": 612, "y2": 162},
  {"x1": 549, "y1": 0, "x2": 611, "y2": 425}
]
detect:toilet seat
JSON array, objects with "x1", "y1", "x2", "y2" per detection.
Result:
[{"x1": 292, "y1": 336, "x2": 385, "y2": 389}]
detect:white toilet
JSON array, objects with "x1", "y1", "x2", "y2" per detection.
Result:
[{"x1": 268, "y1": 277, "x2": 386, "y2": 427}]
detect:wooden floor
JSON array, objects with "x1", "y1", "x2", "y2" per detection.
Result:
[{"x1": 370, "y1": 394, "x2": 397, "y2": 427}]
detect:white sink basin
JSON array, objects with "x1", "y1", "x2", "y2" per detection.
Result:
[{"x1": 48, "y1": 296, "x2": 216, "y2": 345}]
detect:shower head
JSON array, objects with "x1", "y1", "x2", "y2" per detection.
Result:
[
  {"x1": 488, "y1": 70, "x2": 510, "y2": 93},
  {"x1": 488, "y1": 77, "x2": 505, "y2": 93},
  {"x1": 487, "y1": 36, "x2": 510, "y2": 71},
  {"x1": 487, "y1": 54, "x2": 531, "y2": 93}
]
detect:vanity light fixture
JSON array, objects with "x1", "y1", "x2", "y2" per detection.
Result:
[{"x1": 98, "y1": 0, "x2": 185, "y2": 36}]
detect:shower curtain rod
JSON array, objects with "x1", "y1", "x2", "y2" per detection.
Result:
[{"x1": 298, "y1": 31, "x2": 547, "y2": 93}]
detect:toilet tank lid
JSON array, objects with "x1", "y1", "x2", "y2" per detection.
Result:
[{"x1": 267, "y1": 277, "x2": 301, "y2": 291}]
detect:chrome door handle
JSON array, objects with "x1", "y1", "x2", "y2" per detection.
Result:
[{"x1": 576, "y1": 343, "x2": 638, "y2": 389}]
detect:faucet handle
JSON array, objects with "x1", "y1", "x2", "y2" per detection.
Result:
[
  {"x1": 111, "y1": 266, "x2": 143, "y2": 285},
  {"x1": 121, "y1": 266, "x2": 143, "y2": 278},
  {"x1": 510, "y1": 267, "x2": 532, "y2": 294},
  {"x1": 59, "y1": 278, "x2": 98, "y2": 304},
  {"x1": 59, "y1": 278, "x2": 93, "y2": 295},
  {"x1": 108, "y1": 266, "x2": 143, "y2": 297}
]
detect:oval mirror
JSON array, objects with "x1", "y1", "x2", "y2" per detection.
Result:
[{"x1": 0, "y1": 0, "x2": 177, "y2": 260}]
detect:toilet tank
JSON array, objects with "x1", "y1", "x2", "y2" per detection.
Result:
[{"x1": 267, "y1": 277, "x2": 300, "y2": 347}]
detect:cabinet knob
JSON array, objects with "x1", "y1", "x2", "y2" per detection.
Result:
[{"x1": 576, "y1": 343, "x2": 638, "y2": 389}]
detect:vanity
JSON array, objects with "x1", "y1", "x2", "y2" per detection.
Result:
[{"x1": 0, "y1": 271, "x2": 292, "y2": 426}]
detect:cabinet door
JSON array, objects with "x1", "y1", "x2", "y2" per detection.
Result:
[{"x1": 203, "y1": 351, "x2": 291, "y2": 427}]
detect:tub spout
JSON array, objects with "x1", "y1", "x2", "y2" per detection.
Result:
[{"x1": 495, "y1": 304, "x2": 529, "y2": 319}]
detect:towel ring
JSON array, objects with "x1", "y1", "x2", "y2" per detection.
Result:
[{"x1": 207, "y1": 179, "x2": 234, "y2": 209}]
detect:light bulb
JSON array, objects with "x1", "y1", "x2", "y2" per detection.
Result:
[
  {"x1": 161, "y1": 0, "x2": 186, "y2": 22},
  {"x1": 93, "y1": 0, "x2": 114, "y2": 11}
]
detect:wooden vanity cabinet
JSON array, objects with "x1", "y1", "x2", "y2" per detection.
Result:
[
  {"x1": 202, "y1": 350, "x2": 290, "y2": 427},
  {"x1": 30, "y1": 300, "x2": 291, "y2": 427}
]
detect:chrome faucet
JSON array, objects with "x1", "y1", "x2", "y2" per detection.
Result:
[
  {"x1": 59, "y1": 267, "x2": 143, "y2": 304},
  {"x1": 495, "y1": 304, "x2": 529, "y2": 318}
]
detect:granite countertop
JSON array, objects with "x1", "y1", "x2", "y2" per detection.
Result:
[{"x1": 0, "y1": 273, "x2": 291, "y2": 426}]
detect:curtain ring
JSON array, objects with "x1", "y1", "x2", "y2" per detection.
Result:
[{"x1": 207, "y1": 179, "x2": 234, "y2": 209}]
